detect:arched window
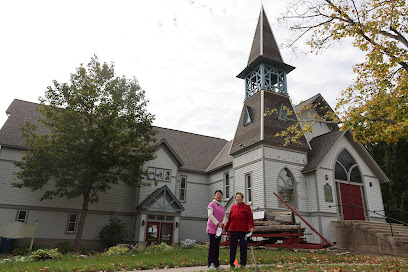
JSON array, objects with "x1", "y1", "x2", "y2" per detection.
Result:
[
  {"x1": 335, "y1": 149, "x2": 362, "y2": 183},
  {"x1": 278, "y1": 168, "x2": 295, "y2": 207}
]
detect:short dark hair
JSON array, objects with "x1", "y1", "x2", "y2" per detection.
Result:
[
  {"x1": 235, "y1": 192, "x2": 244, "y2": 199},
  {"x1": 214, "y1": 190, "x2": 223, "y2": 196}
]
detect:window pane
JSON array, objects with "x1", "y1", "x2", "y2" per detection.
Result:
[
  {"x1": 278, "y1": 188, "x2": 293, "y2": 205},
  {"x1": 225, "y1": 174, "x2": 229, "y2": 185},
  {"x1": 148, "y1": 214, "x2": 156, "y2": 220},
  {"x1": 67, "y1": 223, "x2": 75, "y2": 232},
  {"x1": 69, "y1": 213, "x2": 77, "y2": 223},
  {"x1": 18, "y1": 210, "x2": 27, "y2": 220},
  {"x1": 337, "y1": 150, "x2": 356, "y2": 172},
  {"x1": 148, "y1": 167, "x2": 155, "y2": 180},
  {"x1": 156, "y1": 169, "x2": 163, "y2": 180},
  {"x1": 248, "y1": 189, "x2": 252, "y2": 202},
  {"x1": 335, "y1": 162, "x2": 348, "y2": 181},
  {"x1": 181, "y1": 176, "x2": 186, "y2": 188},
  {"x1": 278, "y1": 177, "x2": 285, "y2": 187},
  {"x1": 157, "y1": 215, "x2": 165, "y2": 220},
  {"x1": 350, "y1": 166, "x2": 362, "y2": 183},
  {"x1": 164, "y1": 170, "x2": 171, "y2": 181},
  {"x1": 226, "y1": 185, "x2": 230, "y2": 199},
  {"x1": 166, "y1": 216, "x2": 174, "y2": 221},
  {"x1": 180, "y1": 189, "x2": 185, "y2": 201}
]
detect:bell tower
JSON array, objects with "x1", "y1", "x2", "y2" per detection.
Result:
[
  {"x1": 231, "y1": 6, "x2": 309, "y2": 155},
  {"x1": 237, "y1": 6, "x2": 295, "y2": 99}
]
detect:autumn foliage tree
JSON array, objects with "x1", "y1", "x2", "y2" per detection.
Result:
[
  {"x1": 13, "y1": 56, "x2": 157, "y2": 252},
  {"x1": 280, "y1": 0, "x2": 408, "y2": 144}
]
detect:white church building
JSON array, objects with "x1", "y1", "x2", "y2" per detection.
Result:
[{"x1": 0, "y1": 7, "x2": 388, "y2": 249}]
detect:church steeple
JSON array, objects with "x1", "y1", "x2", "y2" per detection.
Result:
[
  {"x1": 237, "y1": 6, "x2": 295, "y2": 99},
  {"x1": 230, "y1": 7, "x2": 309, "y2": 155}
]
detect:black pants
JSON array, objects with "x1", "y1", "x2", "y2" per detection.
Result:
[
  {"x1": 208, "y1": 233, "x2": 221, "y2": 267},
  {"x1": 229, "y1": 231, "x2": 248, "y2": 266}
]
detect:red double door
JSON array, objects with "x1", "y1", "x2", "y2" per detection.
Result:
[{"x1": 339, "y1": 183, "x2": 365, "y2": 221}]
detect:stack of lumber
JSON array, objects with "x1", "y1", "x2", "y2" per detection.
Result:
[{"x1": 253, "y1": 211, "x2": 304, "y2": 233}]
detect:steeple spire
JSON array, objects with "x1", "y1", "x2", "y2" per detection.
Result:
[
  {"x1": 247, "y1": 5, "x2": 283, "y2": 65},
  {"x1": 237, "y1": 6, "x2": 295, "y2": 99}
]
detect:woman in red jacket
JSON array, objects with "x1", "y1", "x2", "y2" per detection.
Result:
[{"x1": 224, "y1": 192, "x2": 254, "y2": 268}]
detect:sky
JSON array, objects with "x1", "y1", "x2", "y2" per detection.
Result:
[{"x1": 0, "y1": 0, "x2": 364, "y2": 140}]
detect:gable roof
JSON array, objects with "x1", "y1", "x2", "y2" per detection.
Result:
[
  {"x1": 0, "y1": 99, "x2": 228, "y2": 173},
  {"x1": 302, "y1": 129, "x2": 389, "y2": 183},
  {"x1": 206, "y1": 140, "x2": 233, "y2": 172},
  {"x1": 302, "y1": 130, "x2": 345, "y2": 173},
  {"x1": 136, "y1": 185, "x2": 184, "y2": 212},
  {"x1": 0, "y1": 99, "x2": 49, "y2": 149},
  {"x1": 155, "y1": 127, "x2": 228, "y2": 172},
  {"x1": 294, "y1": 93, "x2": 339, "y2": 131}
]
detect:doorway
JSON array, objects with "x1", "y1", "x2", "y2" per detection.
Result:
[
  {"x1": 145, "y1": 221, "x2": 173, "y2": 245},
  {"x1": 339, "y1": 183, "x2": 365, "y2": 221}
]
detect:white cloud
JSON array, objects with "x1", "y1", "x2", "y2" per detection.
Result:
[{"x1": 0, "y1": 0, "x2": 362, "y2": 140}]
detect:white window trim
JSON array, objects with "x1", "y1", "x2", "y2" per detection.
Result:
[
  {"x1": 66, "y1": 212, "x2": 79, "y2": 234},
  {"x1": 179, "y1": 175, "x2": 187, "y2": 202},
  {"x1": 245, "y1": 173, "x2": 252, "y2": 204},
  {"x1": 224, "y1": 172, "x2": 230, "y2": 201},
  {"x1": 16, "y1": 210, "x2": 28, "y2": 223}
]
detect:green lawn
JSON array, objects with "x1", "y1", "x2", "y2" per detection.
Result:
[{"x1": 1, "y1": 246, "x2": 407, "y2": 271}]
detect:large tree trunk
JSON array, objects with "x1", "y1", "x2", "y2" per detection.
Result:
[
  {"x1": 74, "y1": 194, "x2": 90, "y2": 253},
  {"x1": 254, "y1": 224, "x2": 302, "y2": 233},
  {"x1": 263, "y1": 211, "x2": 295, "y2": 225}
]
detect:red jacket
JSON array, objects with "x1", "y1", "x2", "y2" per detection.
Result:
[{"x1": 225, "y1": 202, "x2": 254, "y2": 232}]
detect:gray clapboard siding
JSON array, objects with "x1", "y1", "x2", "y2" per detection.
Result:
[
  {"x1": 179, "y1": 218, "x2": 207, "y2": 243},
  {"x1": 264, "y1": 146, "x2": 308, "y2": 166},
  {"x1": 233, "y1": 147, "x2": 262, "y2": 169},
  {"x1": 364, "y1": 176, "x2": 384, "y2": 218},
  {"x1": 316, "y1": 169, "x2": 337, "y2": 214},
  {"x1": 305, "y1": 173, "x2": 318, "y2": 212},
  {"x1": 299, "y1": 109, "x2": 332, "y2": 143},
  {"x1": 0, "y1": 208, "x2": 19, "y2": 224},
  {"x1": 0, "y1": 147, "x2": 23, "y2": 162},
  {"x1": 234, "y1": 160, "x2": 263, "y2": 209}
]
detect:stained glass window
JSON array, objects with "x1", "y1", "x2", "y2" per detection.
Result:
[
  {"x1": 278, "y1": 169, "x2": 294, "y2": 207},
  {"x1": 335, "y1": 150, "x2": 362, "y2": 183}
]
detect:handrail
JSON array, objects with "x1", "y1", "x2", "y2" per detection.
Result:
[
  {"x1": 374, "y1": 209, "x2": 408, "y2": 217},
  {"x1": 329, "y1": 203, "x2": 408, "y2": 236}
]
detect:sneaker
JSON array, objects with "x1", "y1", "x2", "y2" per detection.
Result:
[
  {"x1": 208, "y1": 263, "x2": 216, "y2": 270},
  {"x1": 215, "y1": 266, "x2": 223, "y2": 270},
  {"x1": 239, "y1": 264, "x2": 246, "y2": 268},
  {"x1": 230, "y1": 264, "x2": 235, "y2": 268}
]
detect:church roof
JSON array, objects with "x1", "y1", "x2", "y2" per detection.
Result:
[
  {"x1": 302, "y1": 130, "x2": 345, "y2": 173},
  {"x1": 206, "y1": 140, "x2": 233, "y2": 172},
  {"x1": 0, "y1": 99, "x2": 228, "y2": 173},
  {"x1": 294, "y1": 93, "x2": 339, "y2": 131}
]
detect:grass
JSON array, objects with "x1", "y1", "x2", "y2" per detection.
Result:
[{"x1": 1, "y1": 246, "x2": 407, "y2": 271}]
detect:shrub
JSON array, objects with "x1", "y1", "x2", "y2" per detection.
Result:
[
  {"x1": 180, "y1": 239, "x2": 196, "y2": 249},
  {"x1": 103, "y1": 245, "x2": 130, "y2": 256},
  {"x1": 99, "y1": 216, "x2": 127, "y2": 248},
  {"x1": 13, "y1": 242, "x2": 31, "y2": 255},
  {"x1": 56, "y1": 241, "x2": 74, "y2": 254},
  {"x1": 29, "y1": 248, "x2": 61, "y2": 261}
]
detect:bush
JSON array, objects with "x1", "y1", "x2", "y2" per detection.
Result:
[
  {"x1": 13, "y1": 242, "x2": 31, "y2": 255},
  {"x1": 99, "y1": 216, "x2": 127, "y2": 248},
  {"x1": 103, "y1": 245, "x2": 130, "y2": 256},
  {"x1": 180, "y1": 239, "x2": 196, "y2": 249},
  {"x1": 29, "y1": 248, "x2": 61, "y2": 261},
  {"x1": 56, "y1": 241, "x2": 74, "y2": 254}
]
